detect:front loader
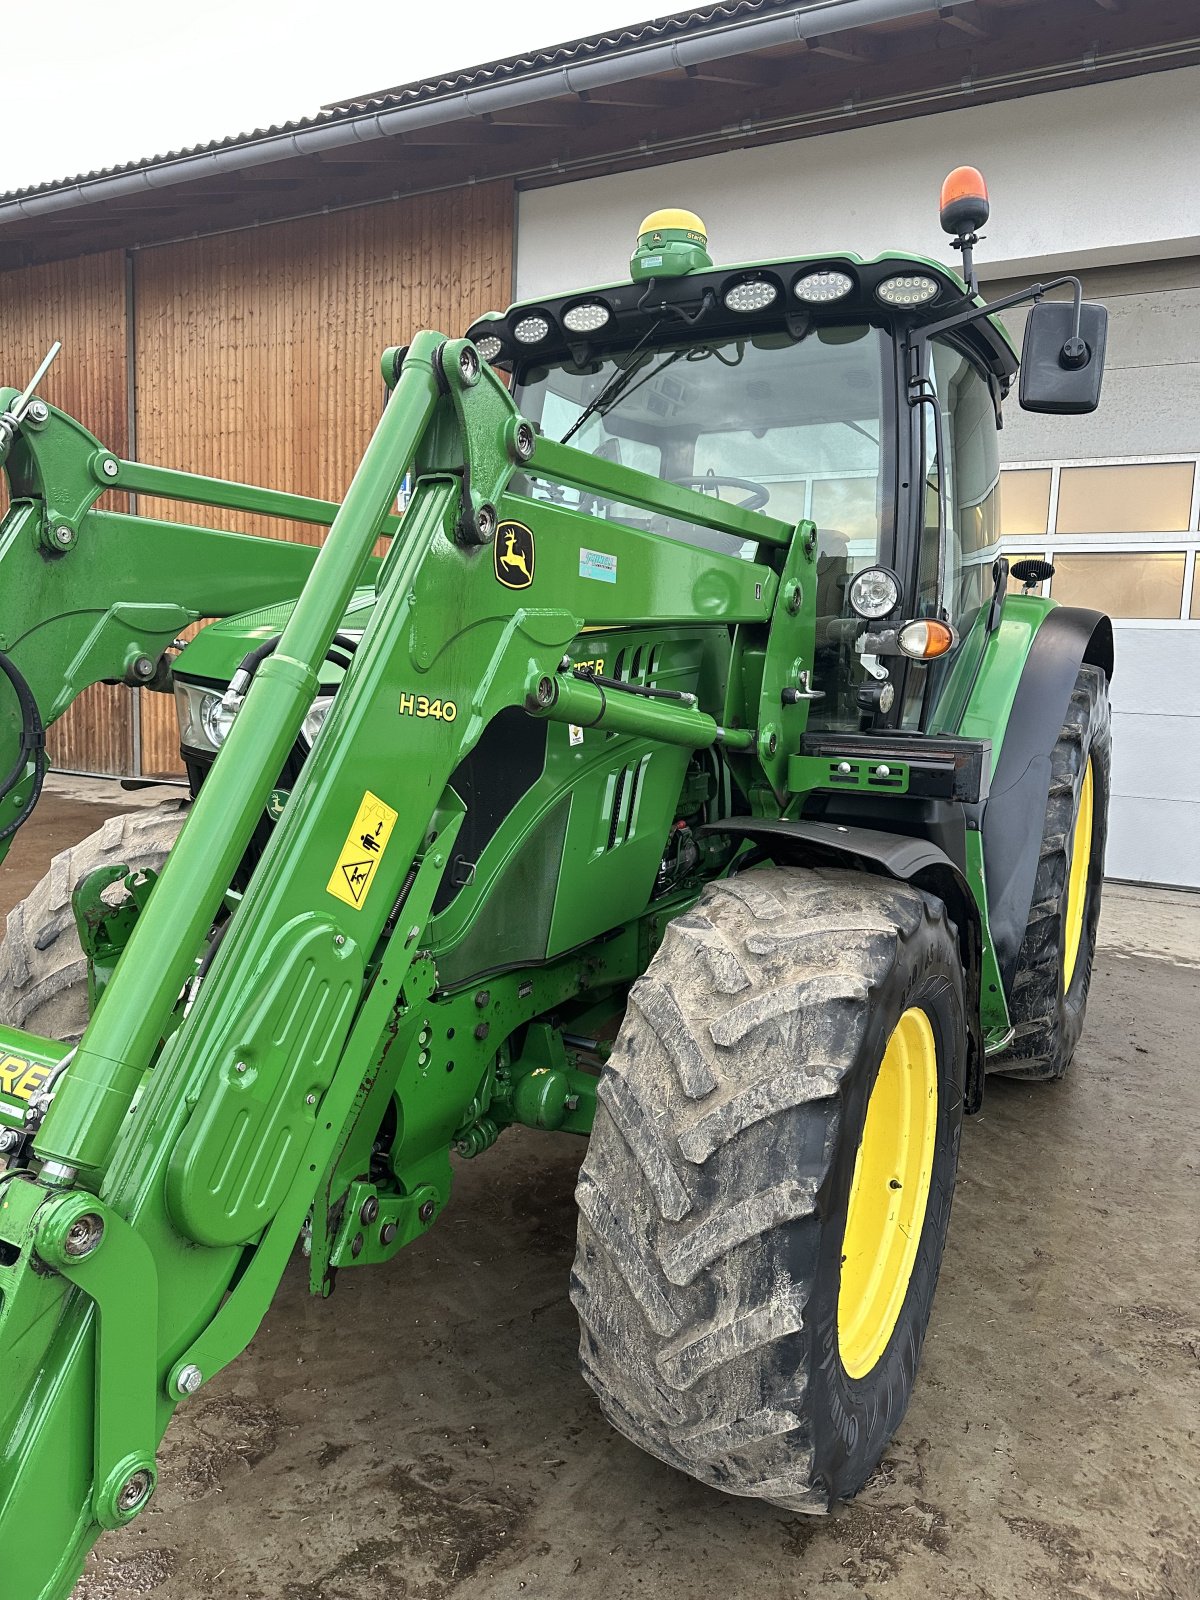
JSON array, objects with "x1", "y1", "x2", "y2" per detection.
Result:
[{"x1": 0, "y1": 168, "x2": 1112, "y2": 1596}]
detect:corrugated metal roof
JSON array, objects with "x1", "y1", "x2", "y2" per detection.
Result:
[
  {"x1": 0, "y1": 0, "x2": 797, "y2": 201},
  {"x1": 327, "y1": 1, "x2": 797, "y2": 113}
]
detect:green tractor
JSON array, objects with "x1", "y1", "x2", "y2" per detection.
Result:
[{"x1": 0, "y1": 167, "x2": 1111, "y2": 1594}]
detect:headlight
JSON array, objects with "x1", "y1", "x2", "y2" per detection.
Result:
[
  {"x1": 174, "y1": 681, "x2": 239, "y2": 753},
  {"x1": 200, "y1": 692, "x2": 239, "y2": 748},
  {"x1": 794, "y1": 269, "x2": 854, "y2": 304},
  {"x1": 723, "y1": 277, "x2": 778, "y2": 313},
  {"x1": 301, "y1": 693, "x2": 335, "y2": 747},
  {"x1": 475, "y1": 334, "x2": 503, "y2": 362},
  {"x1": 849, "y1": 566, "x2": 902, "y2": 620},
  {"x1": 876, "y1": 274, "x2": 939, "y2": 307}
]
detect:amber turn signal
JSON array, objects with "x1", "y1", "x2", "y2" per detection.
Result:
[
  {"x1": 898, "y1": 619, "x2": 956, "y2": 659},
  {"x1": 939, "y1": 165, "x2": 990, "y2": 237}
]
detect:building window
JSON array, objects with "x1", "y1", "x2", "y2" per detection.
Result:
[
  {"x1": 999, "y1": 469, "x2": 1052, "y2": 537},
  {"x1": 999, "y1": 454, "x2": 1199, "y2": 623},
  {"x1": 1055, "y1": 462, "x2": 1195, "y2": 535},
  {"x1": 1050, "y1": 552, "x2": 1187, "y2": 619}
]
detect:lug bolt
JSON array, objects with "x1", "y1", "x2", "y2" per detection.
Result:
[
  {"x1": 0, "y1": 1128, "x2": 21, "y2": 1152},
  {"x1": 26, "y1": 400, "x2": 48, "y2": 423},
  {"x1": 117, "y1": 1469, "x2": 154, "y2": 1515},
  {"x1": 837, "y1": 761, "x2": 853, "y2": 776},
  {"x1": 418, "y1": 1199, "x2": 436, "y2": 1224},
  {"x1": 176, "y1": 1363, "x2": 203, "y2": 1396},
  {"x1": 474, "y1": 990, "x2": 490, "y2": 1009},
  {"x1": 875, "y1": 764, "x2": 891, "y2": 778},
  {"x1": 360, "y1": 1196, "x2": 379, "y2": 1225},
  {"x1": 51, "y1": 523, "x2": 74, "y2": 548},
  {"x1": 474, "y1": 1022, "x2": 489, "y2": 1041},
  {"x1": 333, "y1": 933, "x2": 345, "y2": 947},
  {"x1": 380, "y1": 1222, "x2": 398, "y2": 1246},
  {"x1": 101, "y1": 456, "x2": 120, "y2": 478},
  {"x1": 514, "y1": 420, "x2": 536, "y2": 462},
  {"x1": 350, "y1": 1232, "x2": 364, "y2": 1258},
  {"x1": 132, "y1": 655, "x2": 155, "y2": 680},
  {"x1": 63, "y1": 1213, "x2": 105, "y2": 1258}
]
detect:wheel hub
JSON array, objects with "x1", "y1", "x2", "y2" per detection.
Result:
[{"x1": 837, "y1": 1005, "x2": 939, "y2": 1380}]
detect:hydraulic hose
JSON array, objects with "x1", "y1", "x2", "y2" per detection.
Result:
[
  {"x1": 229, "y1": 631, "x2": 360, "y2": 696},
  {"x1": 0, "y1": 648, "x2": 46, "y2": 842}
]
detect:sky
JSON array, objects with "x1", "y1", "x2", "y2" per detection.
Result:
[{"x1": 2, "y1": 0, "x2": 664, "y2": 192}]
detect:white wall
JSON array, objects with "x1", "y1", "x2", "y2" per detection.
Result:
[{"x1": 516, "y1": 67, "x2": 1200, "y2": 299}]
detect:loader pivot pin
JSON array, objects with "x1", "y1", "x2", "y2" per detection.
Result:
[
  {"x1": 63, "y1": 1213, "x2": 105, "y2": 1258},
  {"x1": 117, "y1": 1470, "x2": 154, "y2": 1515}
]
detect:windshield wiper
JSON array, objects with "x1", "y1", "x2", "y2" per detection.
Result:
[{"x1": 559, "y1": 320, "x2": 667, "y2": 445}]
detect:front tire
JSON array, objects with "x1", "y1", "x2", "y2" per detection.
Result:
[
  {"x1": 0, "y1": 801, "x2": 187, "y2": 1042},
  {"x1": 572, "y1": 866, "x2": 966, "y2": 1511}
]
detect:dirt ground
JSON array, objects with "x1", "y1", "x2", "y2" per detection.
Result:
[{"x1": 4, "y1": 780, "x2": 1198, "y2": 1600}]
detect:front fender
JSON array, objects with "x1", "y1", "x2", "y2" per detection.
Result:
[{"x1": 701, "y1": 817, "x2": 986, "y2": 1112}]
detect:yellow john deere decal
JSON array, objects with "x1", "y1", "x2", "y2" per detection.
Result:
[
  {"x1": 326, "y1": 790, "x2": 398, "y2": 910},
  {"x1": 494, "y1": 520, "x2": 535, "y2": 590},
  {"x1": 0, "y1": 1053, "x2": 53, "y2": 1104}
]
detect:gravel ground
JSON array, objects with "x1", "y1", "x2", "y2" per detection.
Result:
[{"x1": 4, "y1": 779, "x2": 1197, "y2": 1600}]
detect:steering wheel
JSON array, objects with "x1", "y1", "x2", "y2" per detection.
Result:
[{"x1": 670, "y1": 473, "x2": 770, "y2": 511}]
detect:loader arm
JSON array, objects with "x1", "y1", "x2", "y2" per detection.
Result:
[
  {"x1": 0, "y1": 333, "x2": 804, "y2": 1599},
  {"x1": 0, "y1": 389, "x2": 408, "y2": 866}
]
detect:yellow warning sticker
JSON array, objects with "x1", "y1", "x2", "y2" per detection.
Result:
[{"x1": 326, "y1": 790, "x2": 398, "y2": 910}]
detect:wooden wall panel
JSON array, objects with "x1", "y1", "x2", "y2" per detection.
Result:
[
  {"x1": 134, "y1": 180, "x2": 514, "y2": 775},
  {"x1": 0, "y1": 252, "x2": 133, "y2": 774}
]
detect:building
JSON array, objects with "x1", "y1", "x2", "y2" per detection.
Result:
[{"x1": 1, "y1": 0, "x2": 1197, "y2": 884}]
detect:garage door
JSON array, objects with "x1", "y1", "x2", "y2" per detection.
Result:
[{"x1": 1001, "y1": 455, "x2": 1200, "y2": 889}]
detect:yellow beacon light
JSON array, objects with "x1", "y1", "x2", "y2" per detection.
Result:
[{"x1": 630, "y1": 207, "x2": 713, "y2": 281}]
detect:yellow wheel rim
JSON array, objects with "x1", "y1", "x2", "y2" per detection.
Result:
[
  {"x1": 1063, "y1": 757, "x2": 1094, "y2": 993},
  {"x1": 837, "y1": 1007, "x2": 939, "y2": 1380}
]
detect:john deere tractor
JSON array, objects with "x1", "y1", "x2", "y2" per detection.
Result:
[{"x1": 0, "y1": 167, "x2": 1111, "y2": 1595}]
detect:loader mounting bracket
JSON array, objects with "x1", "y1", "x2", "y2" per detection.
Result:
[{"x1": 34, "y1": 1190, "x2": 159, "y2": 1527}]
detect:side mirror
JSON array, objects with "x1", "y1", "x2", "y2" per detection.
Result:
[{"x1": 1019, "y1": 299, "x2": 1108, "y2": 414}]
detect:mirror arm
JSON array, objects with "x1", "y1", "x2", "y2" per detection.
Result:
[{"x1": 912, "y1": 275, "x2": 1085, "y2": 361}]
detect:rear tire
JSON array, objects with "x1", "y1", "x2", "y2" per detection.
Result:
[
  {"x1": 0, "y1": 801, "x2": 187, "y2": 1042},
  {"x1": 992, "y1": 664, "x2": 1110, "y2": 1081},
  {"x1": 572, "y1": 866, "x2": 966, "y2": 1512}
]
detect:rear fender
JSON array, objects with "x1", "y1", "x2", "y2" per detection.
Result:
[{"x1": 966, "y1": 605, "x2": 1112, "y2": 996}]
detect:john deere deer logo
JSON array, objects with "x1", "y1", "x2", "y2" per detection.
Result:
[{"x1": 494, "y1": 520, "x2": 535, "y2": 590}]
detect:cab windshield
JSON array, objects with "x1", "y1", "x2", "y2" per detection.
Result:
[
  {"x1": 512, "y1": 323, "x2": 891, "y2": 727},
  {"x1": 513, "y1": 324, "x2": 888, "y2": 553}
]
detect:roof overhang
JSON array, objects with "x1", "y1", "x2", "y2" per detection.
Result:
[{"x1": 0, "y1": 0, "x2": 1196, "y2": 270}]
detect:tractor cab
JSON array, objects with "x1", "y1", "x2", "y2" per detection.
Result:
[{"x1": 466, "y1": 182, "x2": 1101, "y2": 738}]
